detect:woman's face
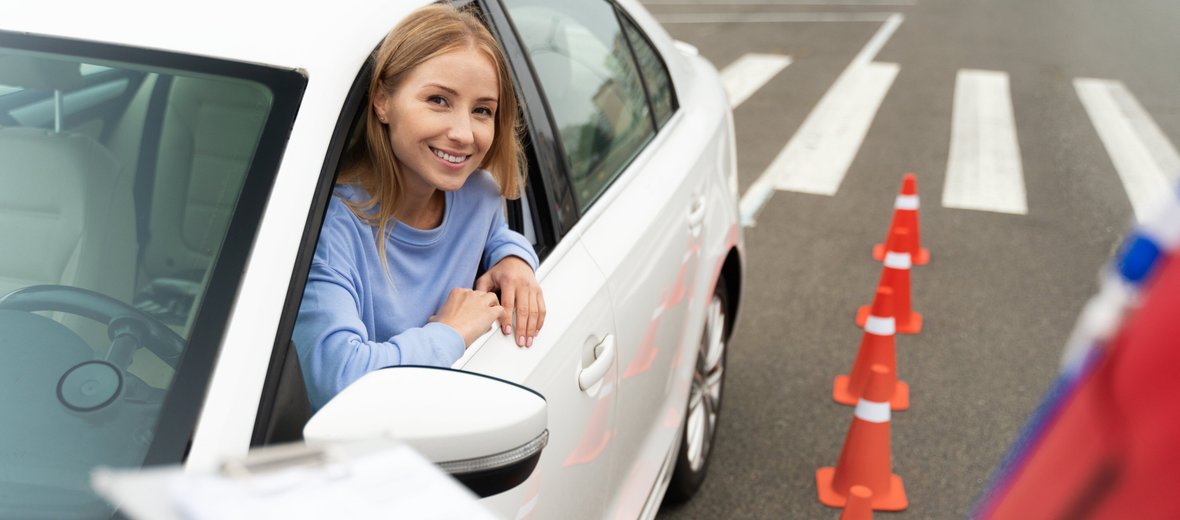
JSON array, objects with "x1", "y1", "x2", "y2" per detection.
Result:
[{"x1": 375, "y1": 46, "x2": 499, "y2": 195}]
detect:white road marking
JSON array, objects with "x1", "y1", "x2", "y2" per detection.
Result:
[
  {"x1": 721, "y1": 54, "x2": 792, "y2": 109},
  {"x1": 656, "y1": 12, "x2": 897, "y2": 23},
  {"x1": 942, "y1": 69, "x2": 1028, "y2": 215},
  {"x1": 769, "y1": 62, "x2": 898, "y2": 195},
  {"x1": 1074, "y1": 78, "x2": 1180, "y2": 220},
  {"x1": 740, "y1": 13, "x2": 904, "y2": 225}
]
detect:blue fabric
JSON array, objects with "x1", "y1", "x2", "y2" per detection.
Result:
[{"x1": 293, "y1": 170, "x2": 537, "y2": 411}]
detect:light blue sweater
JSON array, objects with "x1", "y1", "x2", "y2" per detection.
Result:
[{"x1": 293, "y1": 171, "x2": 538, "y2": 411}]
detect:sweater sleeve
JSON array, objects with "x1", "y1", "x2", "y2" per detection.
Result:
[
  {"x1": 293, "y1": 262, "x2": 465, "y2": 411},
  {"x1": 481, "y1": 202, "x2": 539, "y2": 272}
]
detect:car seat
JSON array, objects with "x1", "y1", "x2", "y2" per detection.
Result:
[{"x1": 0, "y1": 55, "x2": 137, "y2": 315}]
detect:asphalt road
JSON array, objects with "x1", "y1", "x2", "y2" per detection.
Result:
[{"x1": 647, "y1": 0, "x2": 1180, "y2": 518}]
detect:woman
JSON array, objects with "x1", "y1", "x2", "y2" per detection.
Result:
[{"x1": 293, "y1": 4, "x2": 545, "y2": 411}]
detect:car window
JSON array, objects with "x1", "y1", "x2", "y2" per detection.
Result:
[
  {"x1": 0, "y1": 38, "x2": 302, "y2": 518},
  {"x1": 619, "y1": 12, "x2": 677, "y2": 128},
  {"x1": 502, "y1": 0, "x2": 656, "y2": 210}
]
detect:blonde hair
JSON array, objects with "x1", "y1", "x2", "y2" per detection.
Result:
[{"x1": 338, "y1": 3, "x2": 525, "y2": 262}]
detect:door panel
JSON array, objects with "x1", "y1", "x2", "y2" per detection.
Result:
[
  {"x1": 459, "y1": 236, "x2": 617, "y2": 519},
  {"x1": 579, "y1": 116, "x2": 709, "y2": 515}
]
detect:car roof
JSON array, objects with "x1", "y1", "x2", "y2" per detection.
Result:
[{"x1": 3, "y1": 0, "x2": 433, "y2": 71}]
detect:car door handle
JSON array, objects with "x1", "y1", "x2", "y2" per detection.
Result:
[
  {"x1": 687, "y1": 194, "x2": 707, "y2": 227},
  {"x1": 578, "y1": 334, "x2": 616, "y2": 391}
]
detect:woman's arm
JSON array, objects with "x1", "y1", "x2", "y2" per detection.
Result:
[
  {"x1": 477, "y1": 207, "x2": 545, "y2": 347},
  {"x1": 292, "y1": 262, "x2": 466, "y2": 411}
]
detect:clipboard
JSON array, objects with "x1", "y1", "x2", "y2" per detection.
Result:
[{"x1": 92, "y1": 439, "x2": 495, "y2": 520}]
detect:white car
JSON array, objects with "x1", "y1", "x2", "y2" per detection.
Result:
[{"x1": 0, "y1": 0, "x2": 744, "y2": 517}]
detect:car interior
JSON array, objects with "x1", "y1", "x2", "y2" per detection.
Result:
[{"x1": 0, "y1": 44, "x2": 278, "y2": 516}]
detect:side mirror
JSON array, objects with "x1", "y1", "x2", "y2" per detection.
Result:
[{"x1": 303, "y1": 366, "x2": 547, "y2": 498}]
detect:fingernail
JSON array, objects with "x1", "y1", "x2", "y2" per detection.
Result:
[
  {"x1": 504, "y1": 325, "x2": 512, "y2": 336},
  {"x1": 518, "y1": 336, "x2": 526, "y2": 347},
  {"x1": 526, "y1": 337, "x2": 534, "y2": 348}
]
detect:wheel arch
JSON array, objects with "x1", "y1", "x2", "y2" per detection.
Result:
[{"x1": 718, "y1": 247, "x2": 742, "y2": 341}]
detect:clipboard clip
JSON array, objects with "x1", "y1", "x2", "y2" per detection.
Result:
[{"x1": 219, "y1": 443, "x2": 330, "y2": 478}]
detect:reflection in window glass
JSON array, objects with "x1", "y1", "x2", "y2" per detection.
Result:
[
  {"x1": 620, "y1": 14, "x2": 676, "y2": 128},
  {"x1": 0, "y1": 48, "x2": 274, "y2": 517},
  {"x1": 504, "y1": 0, "x2": 655, "y2": 209}
]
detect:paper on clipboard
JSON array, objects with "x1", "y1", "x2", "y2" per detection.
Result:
[{"x1": 92, "y1": 440, "x2": 495, "y2": 520}]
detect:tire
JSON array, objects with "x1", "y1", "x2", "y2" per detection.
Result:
[{"x1": 664, "y1": 277, "x2": 730, "y2": 503}]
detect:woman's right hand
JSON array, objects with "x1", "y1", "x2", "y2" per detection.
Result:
[{"x1": 433, "y1": 288, "x2": 504, "y2": 347}]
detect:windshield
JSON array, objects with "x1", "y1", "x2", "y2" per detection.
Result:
[{"x1": 0, "y1": 32, "x2": 304, "y2": 519}]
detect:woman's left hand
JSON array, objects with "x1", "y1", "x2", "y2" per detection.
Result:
[{"x1": 475, "y1": 256, "x2": 545, "y2": 347}]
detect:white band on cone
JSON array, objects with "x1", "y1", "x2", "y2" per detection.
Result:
[
  {"x1": 855, "y1": 399, "x2": 891, "y2": 423},
  {"x1": 865, "y1": 315, "x2": 896, "y2": 336},
  {"x1": 895, "y1": 194, "x2": 919, "y2": 210},
  {"x1": 884, "y1": 251, "x2": 912, "y2": 269}
]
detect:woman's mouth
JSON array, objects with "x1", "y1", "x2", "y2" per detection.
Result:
[{"x1": 431, "y1": 147, "x2": 468, "y2": 165}]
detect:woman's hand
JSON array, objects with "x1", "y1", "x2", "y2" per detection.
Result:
[
  {"x1": 433, "y1": 288, "x2": 504, "y2": 347},
  {"x1": 475, "y1": 256, "x2": 546, "y2": 347}
]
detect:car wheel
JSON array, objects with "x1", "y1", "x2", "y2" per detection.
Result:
[{"x1": 665, "y1": 277, "x2": 730, "y2": 503}]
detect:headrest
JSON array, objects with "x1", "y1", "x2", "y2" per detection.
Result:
[{"x1": 0, "y1": 54, "x2": 83, "y2": 91}]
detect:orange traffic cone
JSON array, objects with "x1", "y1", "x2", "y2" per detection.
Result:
[
  {"x1": 840, "y1": 486, "x2": 874, "y2": 520},
  {"x1": 873, "y1": 173, "x2": 929, "y2": 265},
  {"x1": 817, "y1": 365, "x2": 908, "y2": 511},
  {"x1": 835, "y1": 286, "x2": 909, "y2": 410},
  {"x1": 857, "y1": 227, "x2": 922, "y2": 334}
]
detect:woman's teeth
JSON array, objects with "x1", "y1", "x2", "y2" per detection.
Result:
[{"x1": 433, "y1": 148, "x2": 466, "y2": 164}]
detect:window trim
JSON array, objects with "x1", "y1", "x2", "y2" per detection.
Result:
[
  {"x1": 613, "y1": 3, "x2": 679, "y2": 128},
  {"x1": 250, "y1": 58, "x2": 373, "y2": 448},
  {"x1": 496, "y1": 0, "x2": 674, "y2": 216},
  {"x1": 485, "y1": 0, "x2": 581, "y2": 241}
]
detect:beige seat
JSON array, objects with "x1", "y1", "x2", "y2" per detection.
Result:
[
  {"x1": 0, "y1": 57, "x2": 137, "y2": 308},
  {"x1": 139, "y1": 75, "x2": 271, "y2": 286}
]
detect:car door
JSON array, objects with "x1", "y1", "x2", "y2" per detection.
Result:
[
  {"x1": 455, "y1": 4, "x2": 621, "y2": 517},
  {"x1": 496, "y1": 0, "x2": 709, "y2": 515}
]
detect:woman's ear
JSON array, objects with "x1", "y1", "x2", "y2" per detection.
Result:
[{"x1": 372, "y1": 91, "x2": 390, "y2": 124}]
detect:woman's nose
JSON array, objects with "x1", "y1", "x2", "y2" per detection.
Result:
[{"x1": 446, "y1": 113, "x2": 475, "y2": 146}]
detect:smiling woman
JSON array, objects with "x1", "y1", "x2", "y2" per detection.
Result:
[{"x1": 290, "y1": 3, "x2": 546, "y2": 411}]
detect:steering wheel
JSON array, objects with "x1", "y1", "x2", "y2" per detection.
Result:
[{"x1": 0, "y1": 284, "x2": 185, "y2": 368}]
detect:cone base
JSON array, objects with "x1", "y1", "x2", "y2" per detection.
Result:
[
  {"x1": 816, "y1": 467, "x2": 908, "y2": 511},
  {"x1": 857, "y1": 306, "x2": 923, "y2": 334},
  {"x1": 833, "y1": 375, "x2": 909, "y2": 410},
  {"x1": 873, "y1": 243, "x2": 929, "y2": 265}
]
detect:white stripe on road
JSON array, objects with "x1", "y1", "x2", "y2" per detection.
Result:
[
  {"x1": 655, "y1": 12, "x2": 898, "y2": 23},
  {"x1": 769, "y1": 62, "x2": 898, "y2": 195},
  {"x1": 721, "y1": 54, "x2": 792, "y2": 109},
  {"x1": 1074, "y1": 78, "x2": 1180, "y2": 221},
  {"x1": 942, "y1": 69, "x2": 1028, "y2": 215},
  {"x1": 740, "y1": 13, "x2": 903, "y2": 225}
]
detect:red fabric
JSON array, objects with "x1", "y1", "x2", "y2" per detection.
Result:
[{"x1": 985, "y1": 257, "x2": 1180, "y2": 518}]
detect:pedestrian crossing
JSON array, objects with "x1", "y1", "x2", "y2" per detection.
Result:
[
  {"x1": 943, "y1": 69, "x2": 1027, "y2": 215},
  {"x1": 1074, "y1": 78, "x2": 1180, "y2": 221},
  {"x1": 731, "y1": 48, "x2": 1180, "y2": 225}
]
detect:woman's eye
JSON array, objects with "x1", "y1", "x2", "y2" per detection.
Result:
[
  {"x1": 427, "y1": 95, "x2": 448, "y2": 106},
  {"x1": 474, "y1": 107, "x2": 494, "y2": 117}
]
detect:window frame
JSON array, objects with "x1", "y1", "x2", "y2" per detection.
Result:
[
  {"x1": 0, "y1": 29, "x2": 308, "y2": 467},
  {"x1": 483, "y1": 0, "x2": 581, "y2": 240},
  {"x1": 614, "y1": 4, "x2": 679, "y2": 130},
  {"x1": 494, "y1": 0, "x2": 678, "y2": 218}
]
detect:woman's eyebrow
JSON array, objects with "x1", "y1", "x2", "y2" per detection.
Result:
[{"x1": 425, "y1": 82, "x2": 497, "y2": 104}]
